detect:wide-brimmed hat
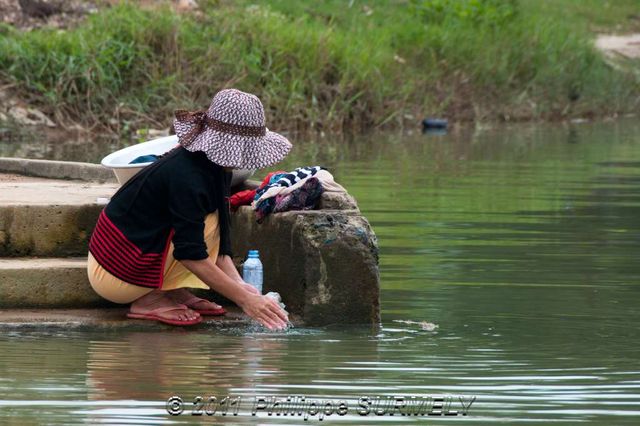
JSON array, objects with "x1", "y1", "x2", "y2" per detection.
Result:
[{"x1": 173, "y1": 89, "x2": 292, "y2": 169}]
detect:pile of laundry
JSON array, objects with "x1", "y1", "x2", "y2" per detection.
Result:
[{"x1": 230, "y1": 166, "x2": 347, "y2": 222}]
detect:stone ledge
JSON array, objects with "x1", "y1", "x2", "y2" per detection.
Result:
[
  {"x1": 0, "y1": 175, "x2": 118, "y2": 257},
  {"x1": 0, "y1": 258, "x2": 302, "y2": 329},
  {"x1": 0, "y1": 176, "x2": 118, "y2": 206},
  {"x1": 0, "y1": 157, "x2": 116, "y2": 182},
  {"x1": 0, "y1": 205, "x2": 381, "y2": 325},
  {"x1": 0, "y1": 307, "x2": 302, "y2": 331},
  {"x1": 0, "y1": 257, "x2": 244, "y2": 311},
  {"x1": 0, "y1": 257, "x2": 107, "y2": 308},
  {"x1": 0, "y1": 204, "x2": 107, "y2": 257},
  {"x1": 0, "y1": 177, "x2": 359, "y2": 257},
  {"x1": 0, "y1": 204, "x2": 364, "y2": 258},
  {"x1": 231, "y1": 206, "x2": 379, "y2": 326},
  {"x1": 0, "y1": 160, "x2": 380, "y2": 326}
]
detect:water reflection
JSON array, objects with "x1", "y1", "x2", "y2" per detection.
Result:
[
  {"x1": 1, "y1": 119, "x2": 640, "y2": 424},
  {"x1": 0, "y1": 125, "x2": 123, "y2": 163},
  {"x1": 1, "y1": 321, "x2": 639, "y2": 424}
]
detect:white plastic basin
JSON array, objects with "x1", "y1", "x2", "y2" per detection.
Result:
[{"x1": 101, "y1": 135, "x2": 254, "y2": 186}]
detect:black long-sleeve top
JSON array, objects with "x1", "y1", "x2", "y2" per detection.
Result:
[{"x1": 88, "y1": 145, "x2": 232, "y2": 288}]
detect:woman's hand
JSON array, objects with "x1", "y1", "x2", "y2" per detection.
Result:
[
  {"x1": 242, "y1": 282, "x2": 261, "y2": 295},
  {"x1": 180, "y1": 257, "x2": 287, "y2": 330},
  {"x1": 216, "y1": 255, "x2": 244, "y2": 282},
  {"x1": 239, "y1": 293, "x2": 288, "y2": 330}
]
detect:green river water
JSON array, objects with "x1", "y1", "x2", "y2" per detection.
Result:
[{"x1": 1, "y1": 119, "x2": 639, "y2": 424}]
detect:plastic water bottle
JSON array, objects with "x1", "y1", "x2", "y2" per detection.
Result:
[{"x1": 243, "y1": 250, "x2": 263, "y2": 294}]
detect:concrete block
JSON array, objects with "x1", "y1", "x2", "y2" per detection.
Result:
[
  {"x1": 0, "y1": 165, "x2": 380, "y2": 325},
  {"x1": 0, "y1": 257, "x2": 108, "y2": 308},
  {"x1": 231, "y1": 207, "x2": 380, "y2": 326},
  {"x1": 0, "y1": 204, "x2": 104, "y2": 257},
  {"x1": 0, "y1": 157, "x2": 116, "y2": 183},
  {"x1": 0, "y1": 176, "x2": 117, "y2": 257},
  {"x1": 0, "y1": 307, "x2": 304, "y2": 330}
]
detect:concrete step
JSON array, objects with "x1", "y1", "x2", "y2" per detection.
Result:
[
  {"x1": 0, "y1": 157, "x2": 116, "y2": 183},
  {"x1": 0, "y1": 307, "x2": 260, "y2": 331},
  {"x1": 0, "y1": 256, "x2": 241, "y2": 310},
  {"x1": 0, "y1": 160, "x2": 380, "y2": 325},
  {"x1": 0, "y1": 173, "x2": 118, "y2": 257},
  {"x1": 0, "y1": 258, "x2": 299, "y2": 330},
  {"x1": 0, "y1": 173, "x2": 357, "y2": 258},
  {"x1": 0, "y1": 257, "x2": 107, "y2": 308}
]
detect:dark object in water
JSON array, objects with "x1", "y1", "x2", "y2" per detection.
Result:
[
  {"x1": 422, "y1": 118, "x2": 448, "y2": 130},
  {"x1": 423, "y1": 127, "x2": 447, "y2": 136}
]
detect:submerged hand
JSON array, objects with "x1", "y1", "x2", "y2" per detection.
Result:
[{"x1": 239, "y1": 293, "x2": 288, "y2": 330}]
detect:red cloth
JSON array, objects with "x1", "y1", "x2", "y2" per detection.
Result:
[
  {"x1": 230, "y1": 190, "x2": 255, "y2": 209},
  {"x1": 229, "y1": 170, "x2": 286, "y2": 210}
]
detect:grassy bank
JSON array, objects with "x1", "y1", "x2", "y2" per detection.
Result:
[{"x1": 0, "y1": 0, "x2": 638, "y2": 133}]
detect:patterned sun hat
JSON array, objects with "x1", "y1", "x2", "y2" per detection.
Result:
[{"x1": 173, "y1": 89, "x2": 292, "y2": 169}]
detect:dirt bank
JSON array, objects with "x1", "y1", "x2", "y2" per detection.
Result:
[
  {"x1": 596, "y1": 33, "x2": 640, "y2": 59},
  {"x1": 0, "y1": 0, "x2": 96, "y2": 30}
]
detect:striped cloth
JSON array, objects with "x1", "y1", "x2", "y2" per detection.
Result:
[
  {"x1": 254, "y1": 166, "x2": 325, "y2": 204},
  {"x1": 89, "y1": 210, "x2": 173, "y2": 288}
]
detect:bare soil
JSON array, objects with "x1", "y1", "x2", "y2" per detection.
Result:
[
  {"x1": 0, "y1": 0, "x2": 196, "y2": 30},
  {"x1": 596, "y1": 33, "x2": 640, "y2": 59},
  {"x1": 0, "y1": 0, "x2": 97, "y2": 30}
]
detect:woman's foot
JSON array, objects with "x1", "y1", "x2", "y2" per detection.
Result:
[
  {"x1": 129, "y1": 290, "x2": 201, "y2": 325},
  {"x1": 168, "y1": 288, "x2": 226, "y2": 315}
]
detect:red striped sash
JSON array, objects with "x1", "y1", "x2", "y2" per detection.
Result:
[{"x1": 89, "y1": 210, "x2": 172, "y2": 288}]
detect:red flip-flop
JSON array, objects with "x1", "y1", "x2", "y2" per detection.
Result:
[
  {"x1": 127, "y1": 305, "x2": 203, "y2": 326},
  {"x1": 182, "y1": 296, "x2": 227, "y2": 316}
]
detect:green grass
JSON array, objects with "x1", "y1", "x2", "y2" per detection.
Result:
[
  {"x1": 0, "y1": 0, "x2": 638, "y2": 134},
  {"x1": 520, "y1": 0, "x2": 640, "y2": 33}
]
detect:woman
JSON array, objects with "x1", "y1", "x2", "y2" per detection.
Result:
[{"x1": 87, "y1": 89, "x2": 292, "y2": 329}]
